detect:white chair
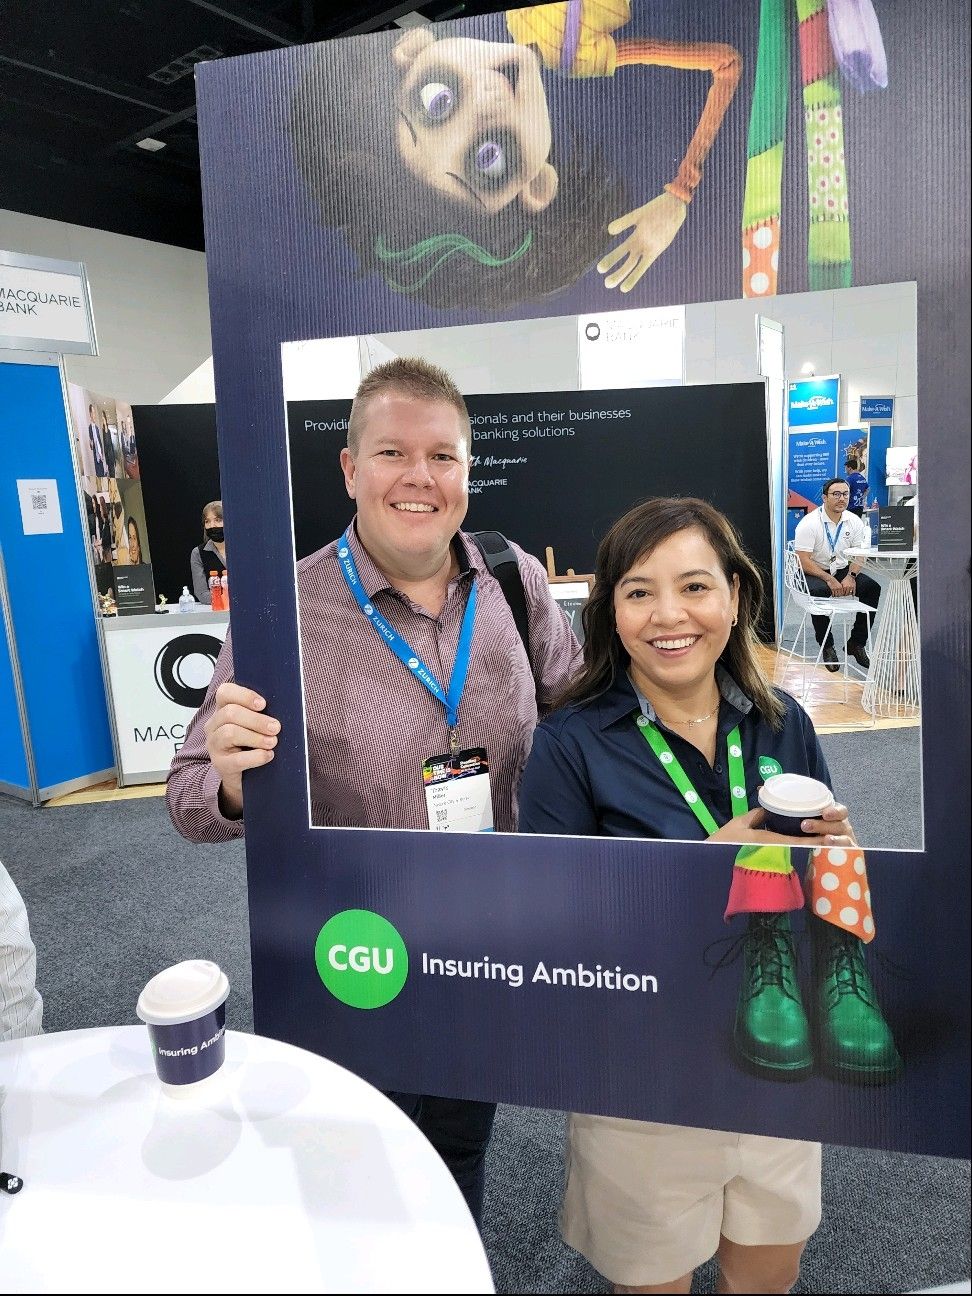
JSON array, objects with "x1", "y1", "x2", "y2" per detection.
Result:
[
  {"x1": 775, "y1": 547, "x2": 875, "y2": 706},
  {"x1": 779, "y1": 538, "x2": 796, "y2": 633}
]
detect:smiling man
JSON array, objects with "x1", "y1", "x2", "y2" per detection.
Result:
[{"x1": 167, "y1": 356, "x2": 581, "y2": 1223}]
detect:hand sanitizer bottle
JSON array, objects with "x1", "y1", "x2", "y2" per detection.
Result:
[{"x1": 179, "y1": 586, "x2": 195, "y2": 613}]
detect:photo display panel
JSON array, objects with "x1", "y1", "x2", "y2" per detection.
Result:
[
  {"x1": 288, "y1": 382, "x2": 773, "y2": 637},
  {"x1": 195, "y1": 1, "x2": 969, "y2": 1159}
]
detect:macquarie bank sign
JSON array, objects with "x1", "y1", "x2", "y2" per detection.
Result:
[
  {"x1": 1, "y1": 250, "x2": 98, "y2": 355},
  {"x1": 102, "y1": 618, "x2": 229, "y2": 783}
]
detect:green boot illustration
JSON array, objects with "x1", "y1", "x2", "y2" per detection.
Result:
[
  {"x1": 734, "y1": 913, "x2": 813, "y2": 1079},
  {"x1": 810, "y1": 916, "x2": 903, "y2": 1084}
]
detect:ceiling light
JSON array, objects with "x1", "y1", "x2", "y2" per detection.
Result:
[
  {"x1": 395, "y1": 11, "x2": 430, "y2": 27},
  {"x1": 800, "y1": 361, "x2": 816, "y2": 375},
  {"x1": 136, "y1": 137, "x2": 166, "y2": 152}
]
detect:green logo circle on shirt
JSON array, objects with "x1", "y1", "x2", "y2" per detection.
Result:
[
  {"x1": 314, "y1": 910, "x2": 408, "y2": 1009},
  {"x1": 759, "y1": 757, "x2": 784, "y2": 780}
]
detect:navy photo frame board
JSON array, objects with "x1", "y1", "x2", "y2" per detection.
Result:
[{"x1": 195, "y1": 3, "x2": 969, "y2": 1157}]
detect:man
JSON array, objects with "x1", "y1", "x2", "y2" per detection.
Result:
[
  {"x1": 793, "y1": 477, "x2": 879, "y2": 671},
  {"x1": 843, "y1": 455, "x2": 869, "y2": 516},
  {"x1": 87, "y1": 403, "x2": 107, "y2": 477},
  {"x1": 167, "y1": 356, "x2": 580, "y2": 1224}
]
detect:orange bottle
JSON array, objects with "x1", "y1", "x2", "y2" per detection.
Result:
[{"x1": 209, "y1": 571, "x2": 225, "y2": 611}]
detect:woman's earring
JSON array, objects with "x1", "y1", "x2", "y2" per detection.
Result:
[{"x1": 731, "y1": 615, "x2": 739, "y2": 627}]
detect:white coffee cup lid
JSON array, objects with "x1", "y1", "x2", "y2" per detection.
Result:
[
  {"x1": 136, "y1": 960, "x2": 229, "y2": 1025},
  {"x1": 758, "y1": 773, "x2": 834, "y2": 816}
]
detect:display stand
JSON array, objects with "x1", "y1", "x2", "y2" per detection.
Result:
[
  {"x1": 0, "y1": 358, "x2": 115, "y2": 802},
  {"x1": 100, "y1": 607, "x2": 229, "y2": 784}
]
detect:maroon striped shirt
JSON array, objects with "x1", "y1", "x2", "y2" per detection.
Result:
[{"x1": 166, "y1": 526, "x2": 582, "y2": 841}]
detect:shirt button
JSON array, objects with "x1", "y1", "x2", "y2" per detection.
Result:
[{"x1": 714, "y1": 763, "x2": 723, "y2": 774}]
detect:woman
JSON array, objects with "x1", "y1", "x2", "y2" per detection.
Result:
[
  {"x1": 97, "y1": 489, "x2": 114, "y2": 562},
  {"x1": 190, "y1": 500, "x2": 226, "y2": 605},
  {"x1": 110, "y1": 500, "x2": 127, "y2": 565},
  {"x1": 126, "y1": 516, "x2": 143, "y2": 566},
  {"x1": 101, "y1": 410, "x2": 117, "y2": 478},
  {"x1": 519, "y1": 497, "x2": 899, "y2": 1294}
]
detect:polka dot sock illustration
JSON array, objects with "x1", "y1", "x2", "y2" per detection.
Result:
[
  {"x1": 804, "y1": 846, "x2": 875, "y2": 942},
  {"x1": 743, "y1": 218, "x2": 781, "y2": 296}
]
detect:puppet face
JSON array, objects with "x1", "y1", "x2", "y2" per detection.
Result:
[{"x1": 393, "y1": 29, "x2": 558, "y2": 216}]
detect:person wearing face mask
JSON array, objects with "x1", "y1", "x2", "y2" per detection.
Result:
[{"x1": 190, "y1": 501, "x2": 226, "y2": 605}]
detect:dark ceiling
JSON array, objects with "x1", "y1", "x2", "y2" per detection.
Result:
[{"x1": 1, "y1": 0, "x2": 527, "y2": 251}]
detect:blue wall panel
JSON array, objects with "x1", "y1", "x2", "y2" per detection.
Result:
[
  {"x1": 0, "y1": 597, "x2": 30, "y2": 790},
  {"x1": 0, "y1": 362, "x2": 114, "y2": 791}
]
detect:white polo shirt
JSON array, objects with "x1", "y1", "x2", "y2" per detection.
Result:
[{"x1": 793, "y1": 507, "x2": 870, "y2": 572}]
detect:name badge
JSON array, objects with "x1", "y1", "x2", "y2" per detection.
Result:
[
  {"x1": 423, "y1": 748, "x2": 494, "y2": 833},
  {"x1": 829, "y1": 558, "x2": 841, "y2": 574}
]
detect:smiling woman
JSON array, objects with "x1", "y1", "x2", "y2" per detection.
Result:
[{"x1": 518, "y1": 494, "x2": 901, "y2": 1289}]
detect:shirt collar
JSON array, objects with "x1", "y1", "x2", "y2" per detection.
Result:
[
  {"x1": 346, "y1": 518, "x2": 475, "y2": 599},
  {"x1": 597, "y1": 664, "x2": 753, "y2": 730}
]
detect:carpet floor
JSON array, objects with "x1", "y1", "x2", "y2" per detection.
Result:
[{"x1": 0, "y1": 739, "x2": 964, "y2": 1293}]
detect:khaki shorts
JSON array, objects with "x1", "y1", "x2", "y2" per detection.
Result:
[{"x1": 562, "y1": 1115, "x2": 822, "y2": 1287}]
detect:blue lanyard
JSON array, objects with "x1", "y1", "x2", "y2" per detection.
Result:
[
  {"x1": 337, "y1": 530, "x2": 477, "y2": 745},
  {"x1": 822, "y1": 518, "x2": 844, "y2": 557}
]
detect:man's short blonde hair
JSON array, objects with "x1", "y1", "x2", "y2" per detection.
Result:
[{"x1": 347, "y1": 356, "x2": 472, "y2": 456}]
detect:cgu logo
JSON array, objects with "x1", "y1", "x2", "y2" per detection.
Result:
[
  {"x1": 328, "y1": 945, "x2": 395, "y2": 975},
  {"x1": 315, "y1": 910, "x2": 409, "y2": 1008}
]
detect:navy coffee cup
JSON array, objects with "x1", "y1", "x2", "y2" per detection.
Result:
[
  {"x1": 137, "y1": 960, "x2": 230, "y2": 1094},
  {"x1": 758, "y1": 773, "x2": 834, "y2": 836}
]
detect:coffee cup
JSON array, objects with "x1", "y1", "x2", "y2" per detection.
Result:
[
  {"x1": 136, "y1": 960, "x2": 230, "y2": 1096},
  {"x1": 758, "y1": 773, "x2": 835, "y2": 837}
]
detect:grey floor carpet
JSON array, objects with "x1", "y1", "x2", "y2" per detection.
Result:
[
  {"x1": 817, "y1": 725, "x2": 922, "y2": 851},
  {"x1": 1, "y1": 768, "x2": 964, "y2": 1294}
]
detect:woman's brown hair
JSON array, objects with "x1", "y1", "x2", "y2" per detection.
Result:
[{"x1": 558, "y1": 497, "x2": 786, "y2": 729}]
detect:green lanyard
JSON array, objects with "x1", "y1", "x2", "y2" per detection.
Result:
[{"x1": 635, "y1": 714, "x2": 748, "y2": 836}]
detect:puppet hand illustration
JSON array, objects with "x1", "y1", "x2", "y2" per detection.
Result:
[{"x1": 597, "y1": 191, "x2": 687, "y2": 292}]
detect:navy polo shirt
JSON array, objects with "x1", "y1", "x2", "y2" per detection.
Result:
[{"x1": 519, "y1": 668, "x2": 832, "y2": 840}]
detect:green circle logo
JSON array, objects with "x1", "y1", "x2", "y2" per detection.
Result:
[
  {"x1": 758, "y1": 756, "x2": 783, "y2": 780},
  {"x1": 314, "y1": 910, "x2": 408, "y2": 1009}
]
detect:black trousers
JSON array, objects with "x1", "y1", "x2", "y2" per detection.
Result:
[
  {"x1": 804, "y1": 565, "x2": 880, "y2": 647},
  {"x1": 385, "y1": 1091, "x2": 496, "y2": 1226}
]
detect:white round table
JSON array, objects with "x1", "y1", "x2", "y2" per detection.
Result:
[
  {"x1": 0, "y1": 1027, "x2": 494, "y2": 1294},
  {"x1": 844, "y1": 548, "x2": 920, "y2": 718}
]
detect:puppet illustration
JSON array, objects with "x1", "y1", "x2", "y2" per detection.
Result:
[
  {"x1": 715, "y1": 840, "x2": 901, "y2": 1084},
  {"x1": 291, "y1": 0, "x2": 740, "y2": 309},
  {"x1": 742, "y1": 0, "x2": 888, "y2": 296}
]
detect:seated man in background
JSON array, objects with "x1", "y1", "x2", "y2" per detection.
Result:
[
  {"x1": 167, "y1": 355, "x2": 581, "y2": 1226},
  {"x1": 793, "y1": 477, "x2": 879, "y2": 671}
]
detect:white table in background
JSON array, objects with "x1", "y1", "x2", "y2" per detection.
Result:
[
  {"x1": 0, "y1": 1027, "x2": 494, "y2": 1294},
  {"x1": 845, "y1": 547, "x2": 920, "y2": 719}
]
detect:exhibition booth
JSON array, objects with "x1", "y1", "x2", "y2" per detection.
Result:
[{"x1": 0, "y1": 0, "x2": 968, "y2": 1290}]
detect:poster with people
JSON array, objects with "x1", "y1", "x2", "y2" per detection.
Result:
[
  {"x1": 69, "y1": 382, "x2": 155, "y2": 614},
  {"x1": 189, "y1": 0, "x2": 969, "y2": 1164}
]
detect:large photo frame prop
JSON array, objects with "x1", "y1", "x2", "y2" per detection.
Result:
[
  {"x1": 280, "y1": 314, "x2": 923, "y2": 853},
  {"x1": 195, "y1": 2, "x2": 969, "y2": 1158}
]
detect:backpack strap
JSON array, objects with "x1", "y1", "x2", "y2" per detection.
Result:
[{"x1": 469, "y1": 531, "x2": 530, "y2": 662}]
